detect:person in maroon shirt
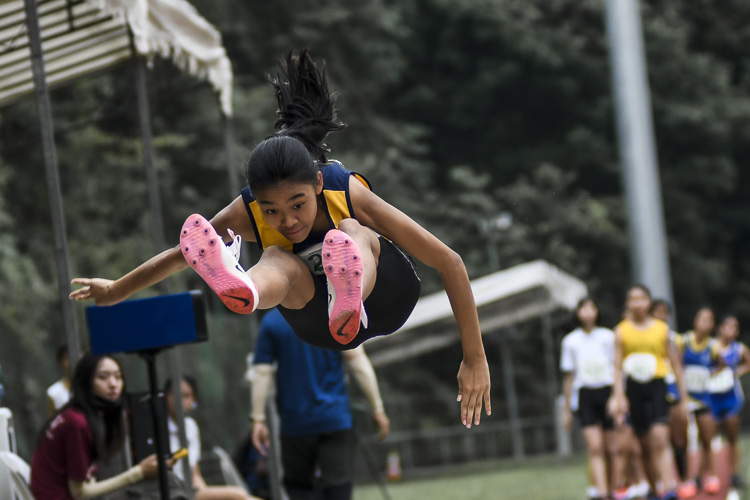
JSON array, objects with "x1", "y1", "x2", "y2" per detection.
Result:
[{"x1": 30, "y1": 353, "x2": 163, "y2": 499}]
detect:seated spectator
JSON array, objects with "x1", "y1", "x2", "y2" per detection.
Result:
[
  {"x1": 166, "y1": 376, "x2": 258, "y2": 500},
  {"x1": 30, "y1": 353, "x2": 165, "y2": 499}
]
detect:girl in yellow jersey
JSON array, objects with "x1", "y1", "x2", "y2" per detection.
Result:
[{"x1": 608, "y1": 285, "x2": 688, "y2": 500}]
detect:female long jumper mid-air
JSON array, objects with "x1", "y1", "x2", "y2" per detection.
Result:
[{"x1": 70, "y1": 50, "x2": 491, "y2": 428}]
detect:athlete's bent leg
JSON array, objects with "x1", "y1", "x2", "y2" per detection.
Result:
[
  {"x1": 322, "y1": 219, "x2": 380, "y2": 343},
  {"x1": 249, "y1": 246, "x2": 316, "y2": 310},
  {"x1": 335, "y1": 218, "x2": 380, "y2": 299}
]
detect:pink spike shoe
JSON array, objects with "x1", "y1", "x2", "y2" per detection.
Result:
[
  {"x1": 180, "y1": 214, "x2": 258, "y2": 314},
  {"x1": 322, "y1": 229, "x2": 368, "y2": 345}
]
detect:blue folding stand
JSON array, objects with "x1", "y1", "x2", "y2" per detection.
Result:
[{"x1": 86, "y1": 291, "x2": 208, "y2": 500}]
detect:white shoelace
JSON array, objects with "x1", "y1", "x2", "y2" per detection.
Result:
[{"x1": 226, "y1": 228, "x2": 243, "y2": 267}]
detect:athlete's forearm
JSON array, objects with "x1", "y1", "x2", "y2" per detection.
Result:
[
  {"x1": 612, "y1": 332, "x2": 624, "y2": 397},
  {"x1": 439, "y1": 253, "x2": 485, "y2": 361},
  {"x1": 668, "y1": 342, "x2": 688, "y2": 401},
  {"x1": 112, "y1": 246, "x2": 188, "y2": 301},
  {"x1": 562, "y1": 373, "x2": 573, "y2": 410},
  {"x1": 69, "y1": 466, "x2": 144, "y2": 499},
  {"x1": 737, "y1": 345, "x2": 750, "y2": 377},
  {"x1": 345, "y1": 347, "x2": 384, "y2": 413},
  {"x1": 251, "y1": 364, "x2": 273, "y2": 422}
]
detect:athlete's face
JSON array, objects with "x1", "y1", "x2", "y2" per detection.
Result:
[
  {"x1": 626, "y1": 287, "x2": 651, "y2": 318},
  {"x1": 719, "y1": 316, "x2": 739, "y2": 342},
  {"x1": 92, "y1": 357, "x2": 123, "y2": 401},
  {"x1": 255, "y1": 174, "x2": 324, "y2": 243},
  {"x1": 693, "y1": 308, "x2": 715, "y2": 336},
  {"x1": 576, "y1": 300, "x2": 598, "y2": 328},
  {"x1": 651, "y1": 303, "x2": 669, "y2": 322}
]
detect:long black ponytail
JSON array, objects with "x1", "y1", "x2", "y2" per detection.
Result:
[{"x1": 244, "y1": 49, "x2": 346, "y2": 192}]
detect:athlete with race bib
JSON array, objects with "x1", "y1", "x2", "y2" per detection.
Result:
[
  {"x1": 561, "y1": 298, "x2": 625, "y2": 500},
  {"x1": 609, "y1": 285, "x2": 687, "y2": 500},
  {"x1": 710, "y1": 315, "x2": 749, "y2": 490},
  {"x1": 674, "y1": 307, "x2": 723, "y2": 496}
]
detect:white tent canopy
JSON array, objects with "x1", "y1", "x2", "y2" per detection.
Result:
[
  {"x1": 0, "y1": 0, "x2": 233, "y2": 114},
  {"x1": 365, "y1": 260, "x2": 588, "y2": 367}
]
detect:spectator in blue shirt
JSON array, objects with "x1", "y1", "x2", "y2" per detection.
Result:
[{"x1": 250, "y1": 308, "x2": 389, "y2": 500}]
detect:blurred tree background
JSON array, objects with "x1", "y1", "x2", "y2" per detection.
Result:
[{"x1": 1, "y1": 0, "x2": 749, "y2": 464}]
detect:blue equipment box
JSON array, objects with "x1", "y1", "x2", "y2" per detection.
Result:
[{"x1": 87, "y1": 291, "x2": 208, "y2": 355}]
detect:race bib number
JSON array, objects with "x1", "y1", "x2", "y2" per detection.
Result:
[
  {"x1": 623, "y1": 353, "x2": 657, "y2": 383},
  {"x1": 295, "y1": 243, "x2": 325, "y2": 275},
  {"x1": 578, "y1": 357, "x2": 610, "y2": 386},
  {"x1": 708, "y1": 367, "x2": 735, "y2": 394},
  {"x1": 684, "y1": 365, "x2": 711, "y2": 394}
]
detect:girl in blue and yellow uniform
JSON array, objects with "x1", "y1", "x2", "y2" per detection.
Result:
[
  {"x1": 68, "y1": 50, "x2": 490, "y2": 429},
  {"x1": 609, "y1": 285, "x2": 687, "y2": 500},
  {"x1": 674, "y1": 307, "x2": 723, "y2": 496},
  {"x1": 710, "y1": 315, "x2": 750, "y2": 489}
]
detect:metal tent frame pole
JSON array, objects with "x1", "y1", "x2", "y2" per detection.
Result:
[
  {"x1": 22, "y1": 0, "x2": 81, "y2": 368},
  {"x1": 134, "y1": 54, "x2": 192, "y2": 490},
  {"x1": 498, "y1": 329, "x2": 524, "y2": 459}
]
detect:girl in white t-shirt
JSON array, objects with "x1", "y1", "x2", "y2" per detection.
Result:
[
  {"x1": 166, "y1": 377, "x2": 258, "y2": 500},
  {"x1": 561, "y1": 298, "x2": 624, "y2": 500}
]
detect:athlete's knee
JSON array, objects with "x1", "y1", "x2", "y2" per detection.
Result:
[
  {"x1": 607, "y1": 441, "x2": 624, "y2": 459},
  {"x1": 263, "y1": 244, "x2": 293, "y2": 260},
  {"x1": 650, "y1": 430, "x2": 670, "y2": 453},
  {"x1": 338, "y1": 218, "x2": 365, "y2": 234},
  {"x1": 588, "y1": 441, "x2": 605, "y2": 458},
  {"x1": 259, "y1": 245, "x2": 307, "y2": 278}
]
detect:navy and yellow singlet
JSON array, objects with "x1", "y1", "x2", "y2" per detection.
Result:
[
  {"x1": 617, "y1": 318, "x2": 670, "y2": 382},
  {"x1": 241, "y1": 160, "x2": 421, "y2": 351},
  {"x1": 241, "y1": 160, "x2": 371, "y2": 253}
]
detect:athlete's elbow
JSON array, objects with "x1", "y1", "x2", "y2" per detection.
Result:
[{"x1": 439, "y1": 248, "x2": 466, "y2": 275}]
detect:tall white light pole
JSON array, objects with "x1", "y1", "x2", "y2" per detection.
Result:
[{"x1": 605, "y1": 0, "x2": 675, "y2": 316}]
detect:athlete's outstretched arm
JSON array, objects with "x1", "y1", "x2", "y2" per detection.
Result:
[
  {"x1": 607, "y1": 328, "x2": 628, "y2": 426},
  {"x1": 69, "y1": 196, "x2": 255, "y2": 305},
  {"x1": 349, "y1": 178, "x2": 491, "y2": 428},
  {"x1": 666, "y1": 335, "x2": 688, "y2": 419}
]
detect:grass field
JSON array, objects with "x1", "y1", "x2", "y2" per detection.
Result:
[
  {"x1": 353, "y1": 454, "x2": 590, "y2": 500},
  {"x1": 353, "y1": 437, "x2": 750, "y2": 500}
]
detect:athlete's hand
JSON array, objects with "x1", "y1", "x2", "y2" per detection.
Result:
[
  {"x1": 607, "y1": 394, "x2": 628, "y2": 427},
  {"x1": 562, "y1": 407, "x2": 573, "y2": 431},
  {"x1": 457, "y1": 357, "x2": 491, "y2": 429},
  {"x1": 252, "y1": 421, "x2": 271, "y2": 456},
  {"x1": 138, "y1": 454, "x2": 174, "y2": 478},
  {"x1": 373, "y1": 411, "x2": 390, "y2": 440},
  {"x1": 69, "y1": 278, "x2": 119, "y2": 305},
  {"x1": 677, "y1": 400, "x2": 688, "y2": 421}
]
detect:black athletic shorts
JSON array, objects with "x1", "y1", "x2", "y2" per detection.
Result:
[
  {"x1": 279, "y1": 237, "x2": 421, "y2": 351},
  {"x1": 576, "y1": 386, "x2": 615, "y2": 430},
  {"x1": 626, "y1": 377, "x2": 669, "y2": 436}
]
